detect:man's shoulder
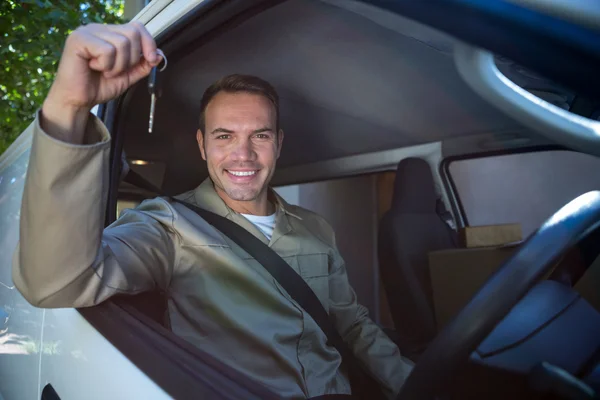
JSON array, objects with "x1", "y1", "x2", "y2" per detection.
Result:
[
  {"x1": 132, "y1": 189, "x2": 196, "y2": 211},
  {"x1": 132, "y1": 189, "x2": 199, "y2": 220},
  {"x1": 173, "y1": 189, "x2": 197, "y2": 204},
  {"x1": 116, "y1": 195, "x2": 176, "y2": 222}
]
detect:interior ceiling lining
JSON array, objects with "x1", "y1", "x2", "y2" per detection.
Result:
[
  {"x1": 164, "y1": 0, "x2": 519, "y2": 136},
  {"x1": 121, "y1": 0, "x2": 567, "y2": 193}
]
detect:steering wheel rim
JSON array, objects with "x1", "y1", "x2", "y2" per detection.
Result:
[{"x1": 396, "y1": 190, "x2": 600, "y2": 400}]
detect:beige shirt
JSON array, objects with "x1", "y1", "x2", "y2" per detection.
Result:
[{"x1": 13, "y1": 112, "x2": 412, "y2": 399}]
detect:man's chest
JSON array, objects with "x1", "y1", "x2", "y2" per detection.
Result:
[
  {"x1": 172, "y1": 222, "x2": 334, "y2": 312},
  {"x1": 166, "y1": 230, "x2": 346, "y2": 399}
]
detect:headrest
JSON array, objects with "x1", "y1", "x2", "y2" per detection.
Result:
[{"x1": 391, "y1": 158, "x2": 438, "y2": 213}]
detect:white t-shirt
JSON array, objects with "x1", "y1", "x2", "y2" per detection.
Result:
[{"x1": 241, "y1": 212, "x2": 277, "y2": 241}]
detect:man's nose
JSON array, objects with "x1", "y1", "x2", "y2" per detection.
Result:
[{"x1": 231, "y1": 138, "x2": 256, "y2": 162}]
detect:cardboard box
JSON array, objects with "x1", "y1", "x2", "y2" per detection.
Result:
[
  {"x1": 429, "y1": 245, "x2": 520, "y2": 330},
  {"x1": 428, "y1": 228, "x2": 600, "y2": 332},
  {"x1": 459, "y1": 224, "x2": 522, "y2": 248}
]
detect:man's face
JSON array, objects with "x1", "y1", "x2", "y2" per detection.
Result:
[{"x1": 197, "y1": 92, "x2": 284, "y2": 207}]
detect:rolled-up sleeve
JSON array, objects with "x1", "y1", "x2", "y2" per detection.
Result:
[{"x1": 12, "y1": 111, "x2": 176, "y2": 308}]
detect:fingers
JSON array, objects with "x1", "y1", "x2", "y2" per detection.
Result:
[
  {"x1": 114, "y1": 24, "x2": 143, "y2": 70},
  {"x1": 93, "y1": 30, "x2": 131, "y2": 78},
  {"x1": 71, "y1": 30, "x2": 117, "y2": 72},
  {"x1": 129, "y1": 21, "x2": 159, "y2": 65},
  {"x1": 71, "y1": 22, "x2": 160, "y2": 78}
]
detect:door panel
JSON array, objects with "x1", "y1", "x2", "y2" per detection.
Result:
[
  {"x1": 0, "y1": 148, "x2": 43, "y2": 400},
  {"x1": 40, "y1": 308, "x2": 171, "y2": 400}
]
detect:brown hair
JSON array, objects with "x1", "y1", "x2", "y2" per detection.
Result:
[{"x1": 198, "y1": 74, "x2": 280, "y2": 134}]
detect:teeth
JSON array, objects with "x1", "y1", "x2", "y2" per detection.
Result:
[{"x1": 228, "y1": 170, "x2": 257, "y2": 176}]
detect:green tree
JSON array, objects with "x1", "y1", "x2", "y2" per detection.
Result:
[{"x1": 0, "y1": 0, "x2": 125, "y2": 156}]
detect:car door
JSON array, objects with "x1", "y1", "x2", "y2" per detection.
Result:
[
  {"x1": 37, "y1": 308, "x2": 173, "y2": 400},
  {"x1": 0, "y1": 124, "x2": 172, "y2": 400},
  {"x1": 0, "y1": 133, "x2": 43, "y2": 400},
  {"x1": 0, "y1": 128, "x2": 173, "y2": 400}
]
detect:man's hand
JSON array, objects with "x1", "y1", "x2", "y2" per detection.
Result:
[{"x1": 41, "y1": 22, "x2": 162, "y2": 143}]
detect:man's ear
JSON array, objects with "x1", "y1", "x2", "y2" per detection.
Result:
[
  {"x1": 276, "y1": 129, "x2": 285, "y2": 158},
  {"x1": 197, "y1": 129, "x2": 206, "y2": 161}
]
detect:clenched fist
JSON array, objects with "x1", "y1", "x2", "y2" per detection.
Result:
[{"x1": 41, "y1": 22, "x2": 162, "y2": 143}]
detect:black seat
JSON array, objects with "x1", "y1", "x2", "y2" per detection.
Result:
[{"x1": 378, "y1": 158, "x2": 457, "y2": 361}]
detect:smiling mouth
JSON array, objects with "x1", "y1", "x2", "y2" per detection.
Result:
[{"x1": 225, "y1": 170, "x2": 259, "y2": 177}]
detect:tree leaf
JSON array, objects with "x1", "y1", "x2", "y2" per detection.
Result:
[{"x1": 0, "y1": 0, "x2": 124, "y2": 155}]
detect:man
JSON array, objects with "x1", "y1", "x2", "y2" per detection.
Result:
[{"x1": 13, "y1": 22, "x2": 412, "y2": 399}]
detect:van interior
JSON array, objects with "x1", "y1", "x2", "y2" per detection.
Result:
[
  {"x1": 2, "y1": 0, "x2": 600, "y2": 399},
  {"x1": 98, "y1": 0, "x2": 600, "y2": 398}
]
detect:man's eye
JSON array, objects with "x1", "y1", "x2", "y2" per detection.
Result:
[
  {"x1": 216, "y1": 134, "x2": 231, "y2": 140},
  {"x1": 255, "y1": 134, "x2": 270, "y2": 139}
]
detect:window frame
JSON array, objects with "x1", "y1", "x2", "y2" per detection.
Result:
[
  {"x1": 76, "y1": 0, "x2": 600, "y2": 395},
  {"x1": 440, "y1": 144, "x2": 566, "y2": 229}
]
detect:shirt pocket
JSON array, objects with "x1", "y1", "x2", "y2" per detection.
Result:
[{"x1": 297, "y1": 253, "x2": 330, "y2": 313}]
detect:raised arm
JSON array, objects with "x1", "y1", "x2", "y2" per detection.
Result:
[{"x1": 12, "y1": 22, "x2": 173, "y2": 308}]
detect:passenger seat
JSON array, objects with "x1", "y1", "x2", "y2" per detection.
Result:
[{"x1": 378, "y1": 158, "x2": 457, "y2": 361}]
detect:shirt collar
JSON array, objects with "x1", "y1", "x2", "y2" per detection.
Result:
[
  {"x1": 192, "y1": 178, "x2": 232, "y2": 218},
  {"x1": 270, "y1": 189, "x2": 303, "y2": 221}
]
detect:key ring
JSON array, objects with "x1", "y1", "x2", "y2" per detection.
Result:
[{"x1": 156, "y1": 49, "x2": 167, "y2": 72}]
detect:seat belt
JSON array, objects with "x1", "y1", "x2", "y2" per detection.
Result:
[{"x1": 123, "y1": 171, "x2": 385, "y2": 400}]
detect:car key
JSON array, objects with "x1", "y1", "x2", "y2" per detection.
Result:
[
  {"x1": 148, "y1": 66, "x2": 158, "y2": 133},
  {"x1": 148, "y1": 49, "x2": 167, "y2": 134}
]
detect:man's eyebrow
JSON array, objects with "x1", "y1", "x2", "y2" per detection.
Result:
[
  {"x1": 209, "y1": 127, "x2": 274, "y2": 134},
  {"x1": 253, "y1": 127, "x2": 273, "y2": 133},
  {"x1": 210, "y1": 127, "x2": 235, "y2": 135}
]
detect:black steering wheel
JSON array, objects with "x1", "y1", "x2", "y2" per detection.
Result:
[{"x1": 396, "y1": 190, "x2": 600, "y2": 400}]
